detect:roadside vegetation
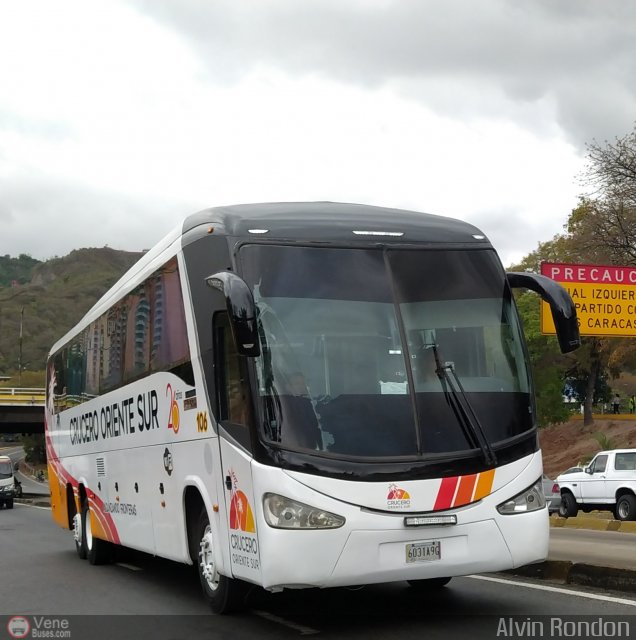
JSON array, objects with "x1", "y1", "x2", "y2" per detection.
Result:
[
  {"x1": 0, "y1": 251, "x2": 141, "y2": 465},
  {"x1": 512, "y1": 124, "x2": 636, "y2": 428},
  {"x1": 0, "y1": 247, "x2": 141, "y2": 380}
]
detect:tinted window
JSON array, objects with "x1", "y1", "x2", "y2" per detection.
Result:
[
  {"x1": 240, "y1": 245, "x2": 532, "y2": 459},
  {"x1": 49, "y1": 257, "x2": 193, "y2": 413},
  {"x1": 615, "y1": 453, "x2": 636, "y2": 471},
  {"x1": 215, "y1": 313, "x2": 251, "y2": 427},
  {"x1": 591, "y1": 455, "x2": 608, "y2": 473}
]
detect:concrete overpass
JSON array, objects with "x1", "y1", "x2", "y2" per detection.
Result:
[{"x1": 0, "y1": 388, "x2": 45, "y2": 434}]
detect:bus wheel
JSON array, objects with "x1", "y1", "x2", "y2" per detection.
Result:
[
  {"x1": 407, "y1": 577, "x2": 452, "y2": 590},
  {"x1": 196, "y1": 508, "x2": 246, "y2": 614},
  {"x1": 73, "y1": 511, "x2": 87, "y2": 559},
  {"x1": 83, "y1": 502, "x2": 111, "y2": 565},
  {"x1": 6, "y1": 499, "x2": 13, "y2": 509}
]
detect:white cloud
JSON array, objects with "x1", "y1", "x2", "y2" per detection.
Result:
[{"x1": 0, "y1": 0, "x2": 627, "y2": 267}]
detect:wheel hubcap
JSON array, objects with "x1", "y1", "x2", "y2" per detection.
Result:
[
  {"x1": 85, "y1": 509, "x2": 93, "y2": 551},
  {"x1": 199, "y1": 525, "x2": 220, "y2": 592},
  {"x1": 73, "y1": 513, "x2": 82, "y2": 547},
  {"x1": 619, "y1": 502, "x2": 629, "y2": 519}
]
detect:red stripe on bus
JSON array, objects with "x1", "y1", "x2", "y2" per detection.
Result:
[
  {"x1": 45, "y1": 419, "x2": 121, "y2": 544},
  {"x1": 434, "y1": 476, "x2": 459, "y2": 510},
  {"x1": 453, "y1": 474, "x2": 478, "y2": 507}
]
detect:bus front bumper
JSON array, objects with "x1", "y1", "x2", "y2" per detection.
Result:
[{"x1": 258, "y1": 508, "x2": 549, "y2": 591}]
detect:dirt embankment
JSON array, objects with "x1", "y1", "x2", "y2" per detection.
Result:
[{"x1": 540, "y1": 417, "x2": 636, "y2": 478}]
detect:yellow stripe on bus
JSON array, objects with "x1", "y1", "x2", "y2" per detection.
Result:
[{"x1": 474, "y1": 469, "x2": 495, "y2": 500}]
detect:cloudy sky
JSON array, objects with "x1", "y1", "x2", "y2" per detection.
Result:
[{"x1": 1, "y1": 0, "x2": 635, "y2": 267}]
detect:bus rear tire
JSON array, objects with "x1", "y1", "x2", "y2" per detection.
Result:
[
  {"x1": 83, "y1": 502, "x2": 111, "y2": 565},
  {"x1": 407, "y1": 577, "x2": 452, "y2": 590},
  {"x1": 196, "y1": 507, "x2": 246, "y2": 614}
]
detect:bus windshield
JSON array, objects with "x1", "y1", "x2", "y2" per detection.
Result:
[{"x1": 239, "y1": 245, "x2": 532, "y2": 460}]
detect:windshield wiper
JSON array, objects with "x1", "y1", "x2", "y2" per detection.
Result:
[{"x1": 426, "y1": 343, "x2": 497, "y2": 467}]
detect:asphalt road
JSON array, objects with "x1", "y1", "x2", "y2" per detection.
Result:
[
  {"x1": 1, "y1": 504, "x2": 635, "y2": 640},
  {"x1": 549, "y1": 527, "x2": 636, "y2": 570}
]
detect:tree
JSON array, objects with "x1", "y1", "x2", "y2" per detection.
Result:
[
  {"x1": 513, "y1": 238, "x2": 610, "y2": 426},
  {"x1": 22, "y1": 433, "x2": 46, "y2": 465},
  {"x1": 585, "y1": 127, "x2": 636, "y2": 205},
  {"x1": 576, "y1": 125, "x2": 636, "y2": 261},
  {"x1": 566, "y1": 197, "x2": 636, "y2": 264},
  {"x1": 567, "y1": 368, "x2": 611, "y2": 409},
  {"x1": 514, "y1": 291, "x2": 574, "y2": 426},
  {"x1": 512, "y1": 124, "x2": 636, "y2": 427}
]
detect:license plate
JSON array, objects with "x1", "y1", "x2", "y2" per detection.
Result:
[{"x1": 405, "y1": 540, "x2": 441, "y2": 563}]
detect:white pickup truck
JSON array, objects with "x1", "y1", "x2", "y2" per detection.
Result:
[{"x1": 556, "y1": 449, "x2": 636, "y2": 521}]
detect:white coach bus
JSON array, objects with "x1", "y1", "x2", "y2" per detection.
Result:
[{"x1": 45, "y1": 202, "x2": 579, "y2": 613}]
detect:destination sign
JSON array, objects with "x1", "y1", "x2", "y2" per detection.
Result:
[{"x1": 541, "y1": 262, "x2": 636, "y2": 337}]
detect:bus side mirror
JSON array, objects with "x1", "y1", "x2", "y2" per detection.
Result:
[
  {"x1": 206, "y1": 272, "x2": 261, "y2": 357},
  {"x1": 506, "y1": 272, "x2": 581, "y2": 354}
]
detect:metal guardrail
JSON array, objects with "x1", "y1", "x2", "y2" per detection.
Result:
[{"x1": 0, "y1": 387, "x2": 46, "y2": 405}]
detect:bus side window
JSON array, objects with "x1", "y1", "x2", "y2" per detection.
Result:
[{"x1": 214, "y1": 312, "x2": 252, "y2": 431}]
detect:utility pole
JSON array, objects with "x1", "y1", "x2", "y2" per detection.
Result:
[{"x1": 18, "y1": 306, "x2": 24, "y2": 386}]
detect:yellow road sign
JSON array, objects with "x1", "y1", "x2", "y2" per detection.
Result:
[{"x1": 541, "y1": 262, "x2": 636, "y2": 337}]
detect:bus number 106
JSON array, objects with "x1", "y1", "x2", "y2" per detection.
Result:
[{"x1": 197, "y1": 411, "x2": 208, "y2": 432}]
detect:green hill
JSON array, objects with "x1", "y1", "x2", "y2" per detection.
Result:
[
  {"x1": 0, "y1": 254, "x2": 41, "y2": 287},
  {"x1": 0, "y1": 248, "x2": 143, "y2": 378}
]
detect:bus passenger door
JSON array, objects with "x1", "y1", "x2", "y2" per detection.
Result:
[{"x1": 215, "y1": 313, "x2": 263, "y2": 584}]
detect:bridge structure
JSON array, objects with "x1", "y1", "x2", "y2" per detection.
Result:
[{"x1": 0, "y1": 388, "x2": 45, "y2": 434}]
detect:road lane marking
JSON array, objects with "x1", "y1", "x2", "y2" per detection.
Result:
[
  {"x1": 116, "y1": 562, "x2": 143, "y2": 572},
  {"x1": 251, "y1": 609, "x2": 320, "y2": 635},
  {"x1": 469, "y1": 574, "x2": 636, "y2": 607},
  {"x1": 15, "y1": 502, "x2": 51, "y2": 510}
]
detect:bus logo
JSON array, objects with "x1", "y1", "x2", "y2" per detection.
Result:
[
  {"x1": 166, "y1": 384, "x2": 180, "y2": 434},
  {"x1": 387, "y1": 484, "x2": 411, "y2": 509},
  {"x1": 228, "y1": 469, "x2": 256, "y2": 533},
  {"x1": 163, "y1": 448, "x2": 173, "y2": 476},
  {"x1": 7, "y1": 616, "x2": 31, "y2": 639}
]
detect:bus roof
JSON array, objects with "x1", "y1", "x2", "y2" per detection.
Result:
[
  {"x1": 183, "y1": 201, "x2": 492, "y2": 246},
  {"x1": 49, "y1": 202, "x2": 493, "y2": 356}
]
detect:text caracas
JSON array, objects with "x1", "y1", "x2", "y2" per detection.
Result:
[{"x1": 69, "y1": 391, "x2": 159, "y2": 445}]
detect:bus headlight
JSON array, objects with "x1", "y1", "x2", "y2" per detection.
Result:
[
  {"x1": 496, "y1": 478, "x2": 546, "y2": 515},
  {"x1": 263, "y1": 493, "x2": 345, "y2": 529}
]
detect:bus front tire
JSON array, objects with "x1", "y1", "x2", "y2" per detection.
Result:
[
  {"x1": 196, "y1": 508, "x2": 246, "y2": 614},
  {"x1": 407, "y1": 577, "x2": 452, "y2": 590},
  {"x1": 83, "y1": 502, "x2": 111, "y2": 565}
]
